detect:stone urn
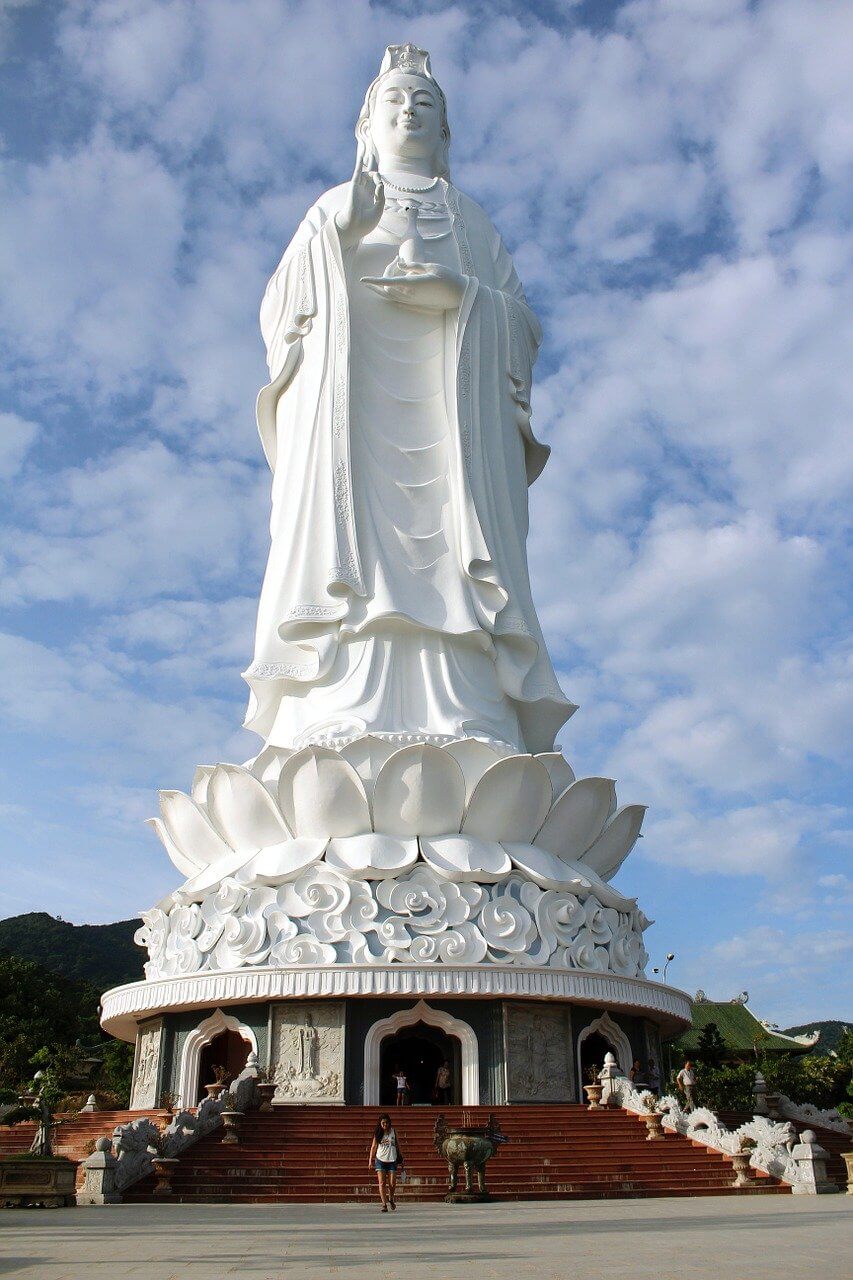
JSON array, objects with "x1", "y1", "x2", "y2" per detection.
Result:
[
  {"x1": 434, "y1": 1114, "x2": 506, "y2": 1203},
  {"x1": 584, "y1": 1083, "x2": 604, "y2": 1110},
  {"x1": 840, "y1": 1152, "x2": 853, "y2": 1195},
  {"x1": 256, "y1": 1082, "x2": 277, "y2": 1113},
  {"x1": 203, "y1": 1082, "x2": 226, "y2": 1101},
  {"x1": 220, "y1": 1110, "x2": 242, "y2": 1145},
  {"x1": 730, "y1": 1151, "x2": 754, "y2": 1188},
  {"x1": 644, "y1": 1111, "x2": 665, "y2": 1141},
  {"x1": 150, "y1": 1156, "x2": 180, "y2": 1197}
]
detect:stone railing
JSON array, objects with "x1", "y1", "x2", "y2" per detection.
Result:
[
  {"x1": 111, "y1": 1093, "x2": 228, "y2": 1193},
  {"x1": 605, "y1": 1069, "x2": 838, "y2": 1194},
  {"x1": 82, "y1": 1060, "x2": 261, "y2": 1199},
  {"x1": 753, "y1": 1072, "x2": 851, "y2": 1137}
]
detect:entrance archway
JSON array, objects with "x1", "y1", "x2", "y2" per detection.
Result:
[
  {"x1": 576, "y1": 1011, "x2": 633, "y2": 1099},
  {"x1": 379, "y1": 1023, "x2": 460, "y2": 1105},
  {"x1": 363, "y1": 1001, "x2": 479, "y2": 1105},
  {"x1": 177, "y1": 1008, "x2": 258, "y2": 1108},
  {"x1": 197, "y1": 1029, "x2": 250, "y2": 1102}
]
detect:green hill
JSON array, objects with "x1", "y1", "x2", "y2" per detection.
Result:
[
  {"x1": 0, "y1": 912, "x2": 143, "y2": 992},
  {"x1": 784, "y1": 1020, "x2": 850, "y2": 1056}
]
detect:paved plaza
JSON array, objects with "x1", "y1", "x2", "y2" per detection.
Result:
[{"x1": 1, "y1": 1195, "x2": 851, "y2": 1280}]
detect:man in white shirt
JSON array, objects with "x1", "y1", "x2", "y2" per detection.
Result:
[{"x1": 676, "y1": 1060, "x2": 697, "y2": 1111}]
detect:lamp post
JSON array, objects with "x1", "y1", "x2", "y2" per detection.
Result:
[{"x1": 663, "y1": 953, "x2": 675, "y2": 982}]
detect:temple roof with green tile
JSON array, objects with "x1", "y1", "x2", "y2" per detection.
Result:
[{"x1": 671, "y1": 992, "x2": 820, "y2": 1059}]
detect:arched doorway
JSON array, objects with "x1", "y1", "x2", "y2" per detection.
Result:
[
  {"x1": 197, "y1": 1029, "x2": 250, "y2": 1103},
  {"x1": 177, "y1": 1008, "x2": 258, "y2": 1109},
  {"x1": 363, "y1": 1000, "x2": 480, "y2": 1105},
  {"x1": 379, "y1": 1023, "x2": 460, "y2": 1105},
  {"x1": 579, "y1": 1032, "x2": 612, "y2": 1091},
  {"x1": 576, "y1": 1011, "x2": 633, "y2": 1100}
]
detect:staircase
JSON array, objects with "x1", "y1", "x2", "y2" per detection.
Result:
[
  {"x1": 0, "y1": 1110, "x2": 171, "y2": 1187},
  {"x1": 125, "y1": 1105, "x2": 789, "y2": 1203}
]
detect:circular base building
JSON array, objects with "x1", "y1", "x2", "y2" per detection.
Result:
[{"x1": 102, "y1": 739, "x2": 690, "y2": 1110}]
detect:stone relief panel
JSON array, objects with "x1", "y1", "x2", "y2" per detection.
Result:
[
  {"x1": 270, "y1": 1002, "x2": 345, "y2": 1104},
  {"x1": 129, "y1": 1017, "x2": 163, "y2": 1110},
  {"x1": 504, "y1": 1001, "x2": 574, "y2": 1103}
]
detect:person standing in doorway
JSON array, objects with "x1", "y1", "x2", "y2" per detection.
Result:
[
  {"x1": 676, "y1": 1060, "x2": 697, "y2": 1111},
  {"x1": 369, "y1": 1113, "x2": 405, "y2": 1212},
  {"x1": 434, "y1": 1060, "x2": 451, "y2": 1105},
  {"x1": 647, "y1": 1057, "x2": 661, "y2": 1095},
  {"x1": 392, "y1": 1066, "x2": 410, "y2": 1106}
]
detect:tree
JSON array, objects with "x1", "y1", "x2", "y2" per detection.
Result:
[{"x1": 695, "y1": 1021, "x2": 728, "y2": 1068}]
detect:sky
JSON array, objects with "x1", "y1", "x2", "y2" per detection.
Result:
[{"x1": 0, "y1": 0, "x2": 850, "y2": 1027}]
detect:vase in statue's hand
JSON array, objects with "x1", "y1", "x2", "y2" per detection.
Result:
[
  {"x1": 335, "y1": 142, "x2": 385, "y2": 247},
  {"x1": 361, "y1": 260, "x2": 466, "y2": 310}
]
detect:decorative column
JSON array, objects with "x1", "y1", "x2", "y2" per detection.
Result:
[
  {"x1": 752, "y1": 1072, "x2": 768, "y2": 1115},
  {"x1": 76, "y1": 1137, "x2": 121, "y2": 1205},
  {"x1": 598, "y1": 1052, "x2": 623, "y2": 1107},
  {"x1": 790, "y1": 1130, "x2": 839, "y2": 1194}
]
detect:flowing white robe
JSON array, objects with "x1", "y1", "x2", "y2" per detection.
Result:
[{"x1": 244, "y1": 180, "x2": 575, "y2": 754}]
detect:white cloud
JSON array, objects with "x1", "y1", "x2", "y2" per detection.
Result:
[
  {"x1": 0, "y1": 412, "x2": 38, "y2": 479},
  {"x1": 680, "y1": 924, "x2": 853, "y2": 1024},
  {"x1": 1, "y1": 441, "x2": 266, "y2": 607}
]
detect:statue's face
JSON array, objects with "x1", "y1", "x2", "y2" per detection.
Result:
[{"x1": 368, "y1": 71, "x2": 444, "y2": 167}]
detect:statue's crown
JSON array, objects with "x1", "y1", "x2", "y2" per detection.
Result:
[{"x1": 380, "y1": 43, "x2": 434, "y2": 80}]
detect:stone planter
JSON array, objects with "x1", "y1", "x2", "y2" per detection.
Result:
[
  {"x1": 644, "y1": 1112, "x2": 665, "y2": 1141},
  {"x1": 204, "y1": 1082, "x2": 226, "y2": 1101},
  {"x1": 841, "y1": 1152, "x2": 853, "y2": 1195},
  {"x1": 256, "y1": 1082, "x2": 277, "y2": 1113},
  {"x1": 730, "y1": 1151, "x2": 754, "y2": 1188},
  {"x1": 583, "y1": 1083, "x2": 604, "y2": 1110},
  {"x1": 0, "y1": 1157, "x2": 77, "y2": 1208},
  {"x1": 220, "y1": 1110, "x2": 242, "y2": 1145},
  {"x1": 151, "y1": 1157, "x2": 180, "y2": 1197}
]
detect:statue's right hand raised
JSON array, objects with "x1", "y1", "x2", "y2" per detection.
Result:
[{"x1": 335, "y1": 143, "x2": 384, "y2": 247}]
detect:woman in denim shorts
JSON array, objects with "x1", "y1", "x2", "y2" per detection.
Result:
[{"x1": 368, "y1": 1113, "x2": 405, "y2": 1212}]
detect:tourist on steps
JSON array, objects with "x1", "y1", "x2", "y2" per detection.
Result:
[
  {"x1": 647, "y1": 1057, "x2": 661, "y2": 1094},
  {"x1": 369, "y1": 1114, "x2": 405, "y2": 1212},
  {"x1": 676, "y1": 1060, "x2": 697, "y2": 1111},
  {"x1": 392, "y1": 1066, "x2": 410, "y2": 1106},
  {"x1": 434, "y1": 1060, "x2": 451, "y2": 1105}
]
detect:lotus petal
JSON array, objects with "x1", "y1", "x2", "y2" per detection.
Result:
[
  {"x1": 373, "y1": 744, "x2": 466, "y2": 836},
  {"x1": 278, "y1": 747, "x2": 371, "y2": 838},
  {"x1": 191, "y1": 765, "x2": 214, "y2": 806},
  {"x1": 206, "y1": 764, "x2": 292, "y2": 851},
  {"x1": 420, "y1": 835, "x2": 511, "y2": 883},
  {"x1": 159, "y1": 790, "x2": 232, "y2": 867},
  {"x1": 339, "y1": 735, "x2": 398, "y2": 794},
  {"x1": 557, "y1": 858, "x2": 638, "y2": 912},
  {"x1": 534, "y1": 777, "x2": 617, "y2": 859},
  {"x1": 580, "y1": 804, "x2": 646, "y2": 881},
  {"x1": 325, "y1": 835, "x2": 418, "y2": 879},
  {"x1": 502, "y1": 842, "x2": 589, "y2": 890},
  {"x1": 177, "y1": 846, "x2": 258, "y2": 902},
  {"x1": 248, "y1": 745, "x2": 294, "y2": 790},
  {"x1": 444, "y1": 739, "x2": 503, "y2": 802},
  {"x1": 535, "y1": 752, "x2": 575, "y2": 797},
  {"x1": 237, "y1": 838, "x2": 327, "y2": 886},
  {"x1": 146, "y1": 817, "x2": 205, "y2": 879},
  {"x1": 462, "y1": 756, "x2": 552, "y2": 842}
]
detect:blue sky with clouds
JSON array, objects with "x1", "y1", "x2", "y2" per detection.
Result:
[{"x1": 1, "y1": 0, "x2": 850, "y2": 1025}]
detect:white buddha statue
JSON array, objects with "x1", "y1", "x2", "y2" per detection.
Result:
[{"x1": 243, "y1": 44, "x2": 575, "y2": 756}]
